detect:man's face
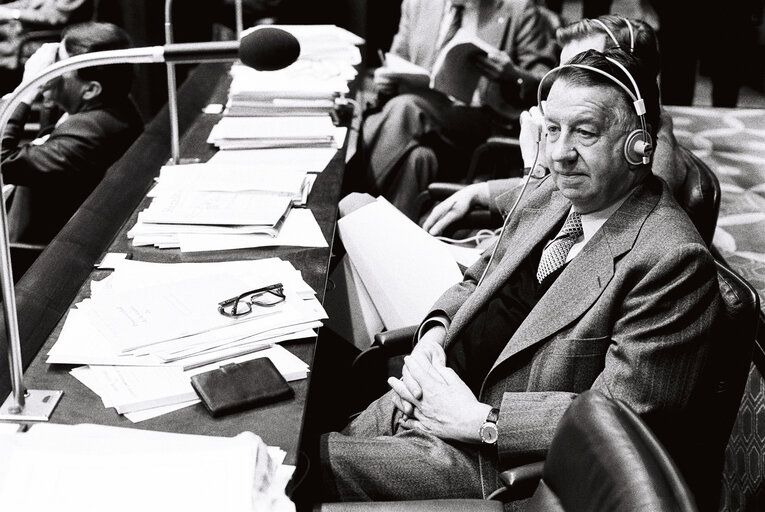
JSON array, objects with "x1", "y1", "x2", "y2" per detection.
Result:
[
  {"x1": 42, "y1": 40, "x2": 89, "y2": 113},
  {"x1": 559, "y1": 34, "x2": 607, "y2": 64},
  {"x1": 543, "y1": 79, "x2": 639, "y2": 213}
]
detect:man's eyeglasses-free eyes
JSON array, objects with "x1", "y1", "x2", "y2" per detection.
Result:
[{"x1": 217, "y1": 283, "x2": 286, "y2": 318}]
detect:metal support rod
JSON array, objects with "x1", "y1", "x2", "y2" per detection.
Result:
[
  {"x1": 235, "y1": 0, "x2": 244, "y2": 40},
  {"x1": 164, "y1": 0, "x2": 181, "y2": 165}
]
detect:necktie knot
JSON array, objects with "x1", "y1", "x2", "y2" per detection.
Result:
[
  {"x1": 536, "y1": 211, "x2": 583, "y2": 283},
  {"x1": 438, "y1": 3, "x2": 465, "y2": 51},
  {"x1": 560, "y1": 211, "x2": 583, "y2": 240}
]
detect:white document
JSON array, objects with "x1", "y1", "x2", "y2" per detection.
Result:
[
  {"x1": 207, "y1": 116, "x2": 337, "y2": 142},
  {"x1": 338, "y1": 197, "x2": 463, "y2": 329},
  {"x1": 206, "y1": 147, "x2": 338, "y2": 173},
  {"x1": 153, "y1": 163, "x2": 309, "y2": 196},
  {"x1": 0, "y1": 424, "x2": 278, "y2": 512},
  {"x1": 139, "y1": 190, "x2": 291, "y2": 226},
  {"x1": 178, "y1": 208, "x2": 327, "y2": 253},
  {"x1": 70, "y1": 344, "x2": 309, "y2": 415}
]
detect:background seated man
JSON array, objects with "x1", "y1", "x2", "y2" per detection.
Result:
[
  {"x1": 352, "y1": 0, "x2": 559, "y2": 220},
  {"x1": 423, "y1": 15, "x2": 687, "y2": 236},
  {"x1": 322, "y1": 48, "x2": 720, "y2": 504},
  {"x1": 1, "y1": 21, "x2": 144, "y2": 246}
]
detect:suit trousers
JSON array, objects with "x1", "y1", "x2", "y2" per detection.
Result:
[
  {"x1": 321, "y1": 389, "x2": 483, "y2": 501},
  {"x1": 361, "y1": 90, "x2": 494, "y2": 220}
]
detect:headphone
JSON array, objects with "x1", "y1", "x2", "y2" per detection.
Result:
[
  {"x1": 592, "y1": 17, "x2": 635, "y2": 54},
  {"x1": 537, "y1": 54, "x2": 653, "y2": 166}
]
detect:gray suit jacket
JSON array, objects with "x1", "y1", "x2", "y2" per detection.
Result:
[
  {"x1": 389, "y1": 0, "x2": 558, "y2": 119},
  {"x1": 425, "y1": 175, "x2": 720, "y2": 495}
]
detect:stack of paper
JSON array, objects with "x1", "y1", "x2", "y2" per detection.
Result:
[
  {"x1": 128, "y1": 162, "x2": 328, "y2": 252},
  {"x1": 47, "y1": 257, "x2": 326, "y2": 421},
  {"x1": 224, "y1": 24, "x2": 363, "y2": 117},
  {"x1": 207, "y1": 115, "x2": 345, "y2": 150},
  {"x1": 0, "y1": 423, "x2": 295, "y2": 512}
]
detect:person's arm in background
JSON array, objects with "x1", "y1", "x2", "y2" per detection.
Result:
[
  {"x1": 474, "y1": 1, "x2": 559, "y2": 106},
  {"x1": 422, "y1": 105, "x2": 547, "y2": 235}
]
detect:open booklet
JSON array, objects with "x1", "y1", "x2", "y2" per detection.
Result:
[{"x1": 378, "y1": 29, "x2": 499, "y2": 104}]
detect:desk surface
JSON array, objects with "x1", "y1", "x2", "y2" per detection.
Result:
[{"x1": 1, "y1": 62, "x2": 348, "y2": 465}]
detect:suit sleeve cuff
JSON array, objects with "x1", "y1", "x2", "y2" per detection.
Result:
[{"x1": 415, "y1": 313, "x2": 450, "y2": 344}]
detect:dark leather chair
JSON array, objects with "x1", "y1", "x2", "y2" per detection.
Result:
[
  {"x1": 345, "y1": 260, "x2": 758, "y2": 510},
  {"x1": 319, "y1": 390, "x2": 698, "y2": 512},
  {"x1": 674, "y1": 145, "x2": 720, "y2": 247}
]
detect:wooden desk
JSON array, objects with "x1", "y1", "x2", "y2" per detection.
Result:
[{"x1": 0, "y1": 62, "x2": 348, "y2": 465}]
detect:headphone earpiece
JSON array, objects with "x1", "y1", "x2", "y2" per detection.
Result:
[
  {"x1": 624, "y1": 129, "x2": 653, "y2": 166},
  {"x1": 537, "y1": 55, "x2": 652, "y2": 167}
]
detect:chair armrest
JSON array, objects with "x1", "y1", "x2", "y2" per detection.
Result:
[
  {"x1": 373, "y1": 324, "x2": 418, "y2": 348},
  {"x1": 427, "y1": 182, "x2": 467, "y2": 201},
  {"x1": 487, "y1": 461, "x2": 545, "y2": 502},
  {"x1": 484, "y1": 136, "x2": 521, "y2": 148}
]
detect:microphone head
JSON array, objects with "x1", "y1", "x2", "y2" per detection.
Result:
[{"x1": 239, "y1": 27, "x2": 300, "y2": 71}]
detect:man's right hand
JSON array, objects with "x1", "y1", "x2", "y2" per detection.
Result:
[
  {"x1": 388, "y1": 324, "x2": 447, "y2": 417},
  {"x1": 422, "y1": 182, "x2": 490, "y2": 236},
  {"x1": 519, "y1": 105, "x2": 547, "y2": 170},
  {"x1": 11, "y1": 42, "x2": 59, "y2": 105}
]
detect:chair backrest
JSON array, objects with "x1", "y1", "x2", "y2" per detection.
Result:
[
  {"x1": 698, "y1": 261, "x2": 760, "y2": 508},
  {"x1": 675, "y1": 145, "x2": 721, "y2": 247},
  {"x1": 711, "y1": 261, "x2": 759, "y2": 451},
  {"x1": 526, "y1": 390, "x2": 698, "y2": 512}
]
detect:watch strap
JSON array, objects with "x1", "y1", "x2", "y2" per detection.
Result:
[{"x1": 486, "y1": 407, "x2": 500, "y2": 424}]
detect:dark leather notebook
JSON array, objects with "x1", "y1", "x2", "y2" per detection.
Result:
[{"x1": 190, "y1": 357, "x2": 294, "y2": 418}]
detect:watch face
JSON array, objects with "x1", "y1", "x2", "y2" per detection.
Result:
[{"x1": 480, "y1": 422, "x2": 498, "y2": 444}]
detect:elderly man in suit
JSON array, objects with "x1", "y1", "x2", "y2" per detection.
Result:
[
  {"x1": 423, "y1": 15, "x2": 690, "y2": 236},
  {"x1": 322, "y1": 48, "x2": 720, "y2": 503},
  {"x1": 354, "y1": 0, "x2": 558, "y2": 219}
]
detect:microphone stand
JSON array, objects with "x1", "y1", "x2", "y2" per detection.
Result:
[
  {"x1": 164, "y1": 0, "x2": 194, "y2": 165},
  {"x1": 164, "y1": 0, "x2": 245, "y2": 165},
  {"x1": 235, "y1": 0, "x2": 244, "y2": 40},
  {"x1": 0, "y1": 48, "x2": 181, "y2": 421}
]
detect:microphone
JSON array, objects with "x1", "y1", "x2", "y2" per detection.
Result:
[
  {"x1": 165, "y1": 0, "x2": 300, "y2": 165},
  {"x1": 0, "y1": 27, "x2": 300, "y2": 420},
  {"x1": 162, "y1": 27, "x2": 300, "y2": 69}
]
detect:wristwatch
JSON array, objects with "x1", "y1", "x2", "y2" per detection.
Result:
[{"x1": 479, "y1": 407, "x2": 500, "y2": 445}]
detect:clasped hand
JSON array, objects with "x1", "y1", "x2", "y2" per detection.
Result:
[{"x1": 387, "y1": 327, "x2": 488, "y2": 443}]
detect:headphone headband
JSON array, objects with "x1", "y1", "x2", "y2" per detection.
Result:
[
  {"x1": 537, "y1": 54, "x2": 652, "y2": 165},
  {"x1": 590, "y1": 17, "x2": 635, "y2": 54},
  {"x1": 623, "y1": 18, "x2": 635, "y2": 53},
  {"x1": 591, "y1": 19, "x2": 620, "y2": 49}
]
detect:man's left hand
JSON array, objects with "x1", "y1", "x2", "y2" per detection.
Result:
[
  {"x1": 474, "y1": 52, "x2": 520, "y2": 83},
  {"x1": 395, "y1": 353, "x2": 491, "y2": 443}
]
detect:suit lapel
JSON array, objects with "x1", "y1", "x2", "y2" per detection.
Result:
[
  {"x1": 489, "y1": 179, "x2": 661, "y2": 370},
  {"x1": 447, "y1": 187, "x2": 570, "y2": 342}
]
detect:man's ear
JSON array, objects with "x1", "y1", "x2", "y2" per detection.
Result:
[{"x1": 81, "y1": 80, "x2": 102, "y2": 101}]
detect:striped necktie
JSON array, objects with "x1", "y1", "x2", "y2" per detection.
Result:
[
  {"x1": 536, "y1": 211, "x2": 584, "y2": 283},
  {"x1": 438, "y1": 3, "x2": 465, "y2": 51}
]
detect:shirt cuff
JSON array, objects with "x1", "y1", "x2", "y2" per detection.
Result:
[{"x1": 415, "y1": 314, "x2": 450, "y2": 343}]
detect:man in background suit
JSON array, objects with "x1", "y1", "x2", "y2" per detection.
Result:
[
  {"x1": 1, "y1": 21, "x2": 143, "y2": 246},
  {"x1": 322, "y1": 48, "x2": 720, "y2": 503},
  {"x1": 354, "y1": 0, "x2": 558, "y2": 219}
]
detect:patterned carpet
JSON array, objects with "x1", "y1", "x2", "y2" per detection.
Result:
[{"x1": 666, "y1": 105, "x2": 765, "y2": 511}]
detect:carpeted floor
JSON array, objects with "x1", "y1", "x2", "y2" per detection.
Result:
[{"x1": 667, "y1": 106, "x2": 765, "y2": 296}]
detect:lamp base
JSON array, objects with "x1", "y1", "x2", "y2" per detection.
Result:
[{"x1": 0, "y1": 390, "x2": 63, "y2": 421}]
